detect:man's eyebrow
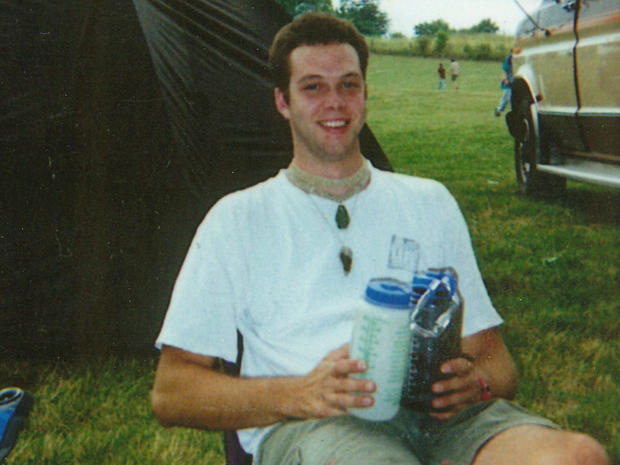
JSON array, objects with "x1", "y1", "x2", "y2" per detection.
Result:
[
  {"x1": 296, "y1": 71, "x2": 362, "y2": 84},
  {"x1": 297, "y1": 74, "x2": 323, "y2": 84}
]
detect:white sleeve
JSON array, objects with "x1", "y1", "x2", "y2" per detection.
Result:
[
  {"x1": 155, "y1": 199, "x2": 243, "y2": 363},
  {"x1": 439, "y1": 188, "x2": 504, "y2": 337}
]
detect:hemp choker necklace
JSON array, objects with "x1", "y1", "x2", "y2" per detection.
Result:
[{"x1": 285, "y1": 160, "x2": 371, "y2": 274}]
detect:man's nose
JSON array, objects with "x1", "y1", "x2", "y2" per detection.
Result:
[{"x1": 324, "y1": 87, "x2": 345, "y2": 109}]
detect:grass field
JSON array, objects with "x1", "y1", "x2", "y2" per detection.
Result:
[{"x1": 3, "y1": 54, "x2": 619, "y2": 464}]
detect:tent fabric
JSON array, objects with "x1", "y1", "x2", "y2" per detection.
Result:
[
  {"x1": 2, "y1": 0, "x2": 181, "y2": 355},
  {"x1": 2, "y1": 0, "x2": 89, "y2": 354},
  {"x1": 132, "y1": 0, "x2": 391, "y2": 200},
  {"x1": 2, "y1": 0, "x2": 390, "y2": 356}
]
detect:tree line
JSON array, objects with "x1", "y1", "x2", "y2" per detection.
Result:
[
  {"x1": 413, "y1": 18, "x2": 499, "y2": 36},
  {"x1": 276, "y1": 0, "x2": 389, "y2": 36},
  {"x1": 275, "y1": 1, "x2": 500, "y2": 38}
]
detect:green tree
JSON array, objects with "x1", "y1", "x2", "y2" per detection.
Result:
[
  {"x1": 275, "y1": 0, "x2": 333, "y2": 17},
  {"x1": 337, "y1": 0, "x2": 389, "y2": 37},
  {"x1": 468, "y1": 18, "x2": 499, "y2": 33},
  {"x1": 415, "y1": 36, "x2": 431, "y2": 56},
  {"x1": 295, "y1": 0, "x2": 334, "y2": 15},
  {"x1": 463, "y1": 42, "x2": 493, "y2": 60},
  {"x1": 414, "y1": 19, "x2": 451, "y2": 37},
  {"x1": 275, "y1": 0, "x2": 296, "y2": 16},
  {"x1": 433, "y1": 30, "x2": 449, "y2": 55}
]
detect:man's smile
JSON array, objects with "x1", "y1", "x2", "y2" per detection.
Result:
[{"x1": 320, "y1": 119, "x2": 349, "y2": 129}]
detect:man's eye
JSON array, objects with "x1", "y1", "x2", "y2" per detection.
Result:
[
  {"x1": 343, "y1": 81, "x2": 360, "y2": 89},
  {"x1": 304, "y1": 83, "x2": 320, "y2": 91}
]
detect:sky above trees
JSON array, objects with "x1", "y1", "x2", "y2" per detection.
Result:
[{"x1": 367, "y1": 0, "x2": 542, "y2": 35}]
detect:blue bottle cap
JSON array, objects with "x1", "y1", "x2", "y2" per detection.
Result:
[
  {"x1": 364, "y1": 279, "x2": 412, "y2": 309},
  {"x1": 425, "y1": 269, "x2": 457, "y2": 299},
  {"x1": 412, "y1": 275, "x2": 434, "y2": 295}
]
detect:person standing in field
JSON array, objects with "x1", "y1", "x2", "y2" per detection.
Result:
[
  {"x1": 437, "y1": 63, "x2": 447, "y2": 90},
  {"x1": 150, "y1": 12, "x2": 610, "y2": 465},
  {"x1": 495, "y1": 49, "x2": 514, "y2": 116},
  {"x1": 449, "y1": 58, "x2": 460, "y2": 89}
]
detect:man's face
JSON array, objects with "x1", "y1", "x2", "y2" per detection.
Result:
[{"x1": 274, "y1": 43, "x2": 367, "y2": 168}]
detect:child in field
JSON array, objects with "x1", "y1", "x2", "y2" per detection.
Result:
[{"x1": 437, "y1": 63, "x2": 446, "y2": 90}]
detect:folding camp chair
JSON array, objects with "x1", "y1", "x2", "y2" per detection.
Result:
[
  {"x1": 220, "y1": 333, "x2": 253, "y2": 465},
  {"x1": 224, "y1": 427, "x2": 253, "y2": 465}
]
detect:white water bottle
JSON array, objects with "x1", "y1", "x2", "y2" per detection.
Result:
[{"x1": 349, "y1": 278, "x2": 413, "y2": 421}]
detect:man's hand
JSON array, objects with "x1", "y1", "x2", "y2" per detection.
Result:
[
  {"x1": 425, "y1": 329, "x2": 519, "y2": 421},
  {"x1": 428, "y1": 356, "x2": 481, "y2": 421},
  {"x1": 152, "y1": 344, "x2": 378, "y2": 431},
  {"x1": 294, "y1": 344, "x2": 376, "y2": 419}
]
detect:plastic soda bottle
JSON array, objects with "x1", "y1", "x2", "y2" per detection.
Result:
[
  {"x1": 349, "y1": 278, "x2": 413, "y2": 421},
  {"x1": 401, "y1": 268, "x2": 463, "y2": 412}
]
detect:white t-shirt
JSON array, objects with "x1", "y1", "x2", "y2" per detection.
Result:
[{"x1": 156, "y1": 165, "x2": 503, "y2": 455}]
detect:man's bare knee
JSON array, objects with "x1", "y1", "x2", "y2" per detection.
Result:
[
  {"x1": 474, "y1": 425, "x2": 609, "y2": 465},
  {"x1": 567, "y1": 432, "x2": 609, "y2": 465}
]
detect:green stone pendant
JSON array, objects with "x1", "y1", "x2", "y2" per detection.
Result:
[
  {"x1": 335, "y1": 204, "x2": 350, "y2": 229},
  {"x1": 340, "y1": 246, "x2": 353, "y2": 274}
]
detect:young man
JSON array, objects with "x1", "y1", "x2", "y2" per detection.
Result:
[
  {"x1": 495, "y1": 49, "x2": 514, "y2": 117},
  {"x1": 449, "y1": 58, "x2": 460, "y2": 89},
  {"x1": 151, "y1": 13, "x2": 609, "y2": 465}
]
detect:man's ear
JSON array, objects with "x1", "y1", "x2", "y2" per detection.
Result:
[{"x1": 274, "y1": 87, "x2": 291, "y2": 120}]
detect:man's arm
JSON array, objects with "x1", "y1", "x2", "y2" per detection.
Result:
[
  {"x1": 151, "y1": 344, "x2": 376, "y2": 431},
  {"x1": 428, "y1": 327, "x2": 518, "y2": 420}
]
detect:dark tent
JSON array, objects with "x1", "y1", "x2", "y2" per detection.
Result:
[{"x1": 2, "y1": 0, "x2": 390, "y2": 357}]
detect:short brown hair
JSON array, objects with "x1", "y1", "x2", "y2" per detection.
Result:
[{"x1": 268, "y1": 12, "x2": 369, "y2": 93}]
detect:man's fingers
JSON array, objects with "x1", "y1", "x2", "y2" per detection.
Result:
[
  {"x1": 303, "y1": 345, "x2": 378, "y2": 418},
  {"x1": 312, "y1": 389, "x2": 373, "y2": 417},
  {"x1": 323, "y1": 344, "x2": 368, "y2": 377},
  {"x1": 324, "y1": 344, "x2": 350, "y2": 361},
  {"x1": 440, "y1": 357, "x2": 473, "y2": 376},
  {"x1": 327, "y1": 375, "x2": 375, "y2": 394},
  {"x1": 430, "y1": 386, "x2": 477, "y2": 419},
  {"x1": 433, "y1": 367, "x2": 478, "y2": 396},
  {"x1": 324, "y1": 391, "x2": 374, "y2": 410},
  {"x1": 332, "y1": 358, "x2": 367, "y2": 376},
  {"x1": 432, "y1": 387, "x2": 477, "y2": 410}
]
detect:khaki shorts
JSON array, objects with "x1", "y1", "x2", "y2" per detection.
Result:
[{"x1": 256, "y1": 400, "x2": 558, "y2": 465}]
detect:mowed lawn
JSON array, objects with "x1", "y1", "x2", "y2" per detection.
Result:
[{"x1": 3, "y1": 54, "x2": 619, "y2": 464}]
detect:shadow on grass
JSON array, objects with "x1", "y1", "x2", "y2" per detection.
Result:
[
  {"x1": 515, "y1": 185, "x2": 620, "y2": 226},
  {"x1": 562, "y1": 188, "x2": 620, "y2": 225}
]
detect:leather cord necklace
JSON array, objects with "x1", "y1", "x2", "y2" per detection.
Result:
[{"x1": 285, "y1": 159, "x2": 371, "y2": 274}]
